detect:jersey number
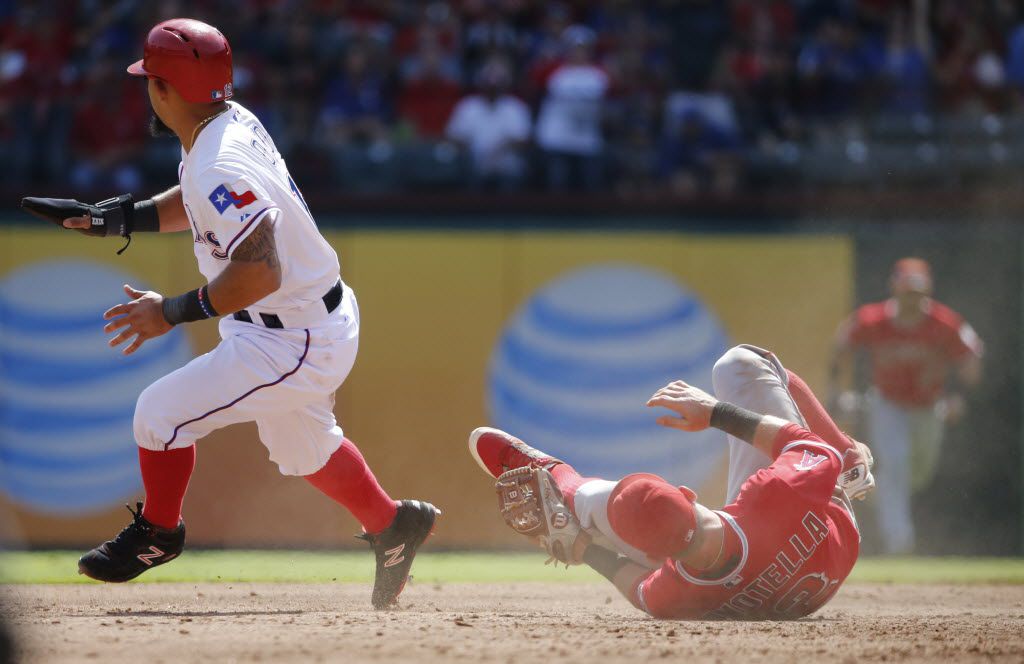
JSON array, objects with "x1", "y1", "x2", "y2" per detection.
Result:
[
  {"x1": 774, "y1": 573, "x2": 838, "y2": 618},
  {"x1": 250, "y1": 124, "x2": 278, "y2": 167}
]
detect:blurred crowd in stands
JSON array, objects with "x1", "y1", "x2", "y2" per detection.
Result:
[{"x1": 3, "y1": 0, "x2": 1024, "y2": 198}]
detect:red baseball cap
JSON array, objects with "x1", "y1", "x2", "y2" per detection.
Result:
[
  {"x1": 607, "y1": 473, "x2": 699, "y2": 560},
  {"x1": 891, "y1": 257, "x2": 932, "y2": 295},
  {"x1": 127, "y1": 18, "x2": 233, "y2": 104}
]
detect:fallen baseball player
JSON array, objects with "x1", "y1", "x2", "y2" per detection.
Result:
[{"x1": 469, "y1": 344, "x2": 875, "y2": 619}]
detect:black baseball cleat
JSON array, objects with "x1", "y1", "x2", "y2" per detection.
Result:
[
  {"x1": 357, "y1": 499, "x2": 440, "y2": 610},
  {"x1": 78, "y1": 502, "x2": 185, "y2": 583}
]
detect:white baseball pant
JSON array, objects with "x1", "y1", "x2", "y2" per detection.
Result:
[
  {"x1": 866, "y1": 390, "x2": 944, "y2": 554},
  {"x1": 133, "y1": 286, "x2": 361, "y2": 476}
]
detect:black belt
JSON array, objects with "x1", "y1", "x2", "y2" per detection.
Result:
[{"x1": 233, "y1": 280, "x2": 343, "y2": 329}]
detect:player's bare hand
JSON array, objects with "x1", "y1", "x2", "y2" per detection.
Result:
[
  {"x1": 103, "y1": 284, "x2": 172, "y2": 356},
  {"x1": 530, "y1": 529, "x2": 592, "y2": 566},
  {"x1": 568, "y1": 529, "x2": 592, "y2": 565},
  {"x1": 59, "y1": 214, "x2": 104, "y2": 237},
  {"x1": 645, "y1": 380, "x2": 719, "y2": 432},
  {"x1": 61, "y1": 215, "x2": 91, "y2": 230}
]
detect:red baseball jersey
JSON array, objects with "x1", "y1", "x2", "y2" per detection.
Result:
[
  {"x1": 847, "y1": 299, "x2": 982, "y2": 407},
  {"x1": 635, "y1": 424, "x2": 860, "y2": 620}
]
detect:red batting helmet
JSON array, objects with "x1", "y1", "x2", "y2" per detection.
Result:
[
  {"x1": 127, "y1": 18, "x2": 233, "y2": 104},
  {"x1": 607, "y1": 473, "x2": 700, "y2": 560}
]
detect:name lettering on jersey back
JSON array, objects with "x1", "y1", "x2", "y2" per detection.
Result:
[{"x1": 704, "y1": 511, "x2": 830, "y2": 620}]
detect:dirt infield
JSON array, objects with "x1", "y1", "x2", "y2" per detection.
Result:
[{"x1": 4, "y1": 582, "x2": 1024, "y2": 663}]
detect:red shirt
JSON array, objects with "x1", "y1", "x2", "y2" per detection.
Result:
[
  {"x1": 70, "y1": 81, "x2": 148, "y2": 156},
  {"x1": 398, "y1": 77, "x2": 462, "y2": 138},
  {"x1": 848, "y1": 299, "x2": 982, "y2": 407},
  {"x1": 637, "y1": 425, "x2": 860, "y2": 620}
]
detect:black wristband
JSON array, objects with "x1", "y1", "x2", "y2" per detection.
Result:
[
  {"x1": 132, "y1": 198, "x2": 160, "y2": 233},
  {"x1": 710, "y1": 401, "x2": 762, "y2": 445},
  {"x1": 161, "y1": 285, "x2": 219, "y2": 326},
  {"x1": 581, "y1": 544, "x2": 630, "y2": 582}
]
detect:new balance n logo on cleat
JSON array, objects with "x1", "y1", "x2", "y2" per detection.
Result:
[
  {"x1": 383, "y1": 544, "x2": 406, "y2": 568},
  {"x1": 78, "y1": 502, "x2": 185, "y2": 583},
  {"x1": 360, "y1": 499, "x2": 440, "y2": 609},
  {"x1": 136, "y1": 546, "x2": 165, "y2": 566}
]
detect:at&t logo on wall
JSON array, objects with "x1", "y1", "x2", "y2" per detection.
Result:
[
  {"x1": 488, "y1": 264, "x2": 732, "y2": 487},
  {"x1": 0, "y1": 261, "x2": 193, "y2": 515}
]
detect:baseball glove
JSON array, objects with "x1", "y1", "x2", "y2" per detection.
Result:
[
  {"x1": 21, "y1": 194, "x2": 134, "y2": 238},
  {"x1": 495, "y1": 466, "x2": 583, "y2": 565}
]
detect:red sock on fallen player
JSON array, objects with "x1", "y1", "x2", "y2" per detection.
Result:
[
  {"x1": 139, "y1": 445, "x2": 196, "y2": 529},
  {"x1": 304, "y1": 438, "x2": 399, "y2": 535},
  {"x1": 549, "y1": 462, "x2": 598, "y2": 516},
  {"x1": 786, "y1": 369, "x2": 855, "y2": 456}
]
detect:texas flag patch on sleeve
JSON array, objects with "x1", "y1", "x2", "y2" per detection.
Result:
[{"x1": 208, "y1": 183, "x2": 257, "y2": 214}]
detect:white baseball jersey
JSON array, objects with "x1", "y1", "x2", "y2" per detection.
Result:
[
  {"x1": 132, "y1": 100, "x2": 359, "y2": 477},
  {"x1": 177, "y1": 101, "x2": 340, "y2": 314}
]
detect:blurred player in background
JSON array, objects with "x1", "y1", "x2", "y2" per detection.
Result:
[
  {"x1": 20, "y1": 18, "x2": 438, "y2": 608},
  {"x1": 471, "y1": 345, "x2": 874, "y2": 619},
  {"x1": 830, "y1": 258, "x2": 983, "y2": 554}
]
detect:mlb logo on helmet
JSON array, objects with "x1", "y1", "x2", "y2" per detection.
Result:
[{"x1": 211, "y1": 83, "x2": 233, "y2": 101}]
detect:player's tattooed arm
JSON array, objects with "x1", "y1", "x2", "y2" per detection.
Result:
[
  {"x1": 205, "y1": 215, "x2": 283, "y2": 313},
  {"x1": 231, "y1": 217, "x2": 281, "y2": 270}
]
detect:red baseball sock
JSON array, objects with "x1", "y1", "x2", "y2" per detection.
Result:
[
  {"x1": 786, "y1": 369, "x2": 854, "y2": 456},
  {"x1": 549, "y1": 462, "x2": 598, "y2": 517},
  {"x1": 304, "y1": 439, "x2": 399, "y2": 535},
  {"x1": 139, "y1": 446, "x2": 196, "y2": 529}
]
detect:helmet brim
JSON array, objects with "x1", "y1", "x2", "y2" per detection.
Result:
[{"x1": 126, "y1": 59, "x2": 149, "y2": 77}]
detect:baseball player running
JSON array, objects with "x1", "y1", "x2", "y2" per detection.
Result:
[
  {"x1": 20, "y1": 18, "x2": 438, "y2": 608},
  {"x1": 830, "y1": 257, "x2": 983, "y2": 554},
  {"x1": 470, "y1": 345, "x2": 874, "y2": 619}
]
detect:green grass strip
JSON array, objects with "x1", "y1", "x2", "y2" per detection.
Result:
[
  {"x1": 848, "y1": 556, "x2": 1024, "y2": 584},
  {"x1": 0, "y1": 551, "x2": 1021, "y2": 585}
]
